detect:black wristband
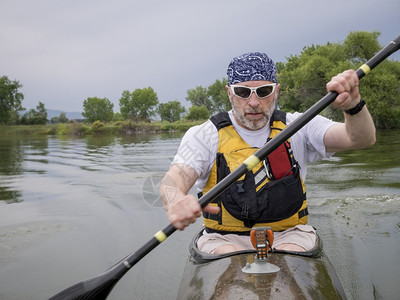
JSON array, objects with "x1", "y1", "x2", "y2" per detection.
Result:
[{"x1": 344, "y1": 99, "x2": 366, "y2": 115}]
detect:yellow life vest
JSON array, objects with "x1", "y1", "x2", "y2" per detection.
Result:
[{"x1": 202, "y1": 110, "x2": 308, "y2": 233}]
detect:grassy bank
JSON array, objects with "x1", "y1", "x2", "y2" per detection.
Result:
[{"x1": 0, "y1": 120, "x2": 205, "y2": 136}]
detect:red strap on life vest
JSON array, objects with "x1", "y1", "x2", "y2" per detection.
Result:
[{"x1": 266, "y1": 141, "x2": 293, "y2": 179}]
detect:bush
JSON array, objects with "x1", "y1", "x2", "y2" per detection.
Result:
[
  {"x1": 185, "y1": 105, "x2": 209, "y2": 121},
  {"x1": 57, "y1": 123, "x2": 86, "y2": 135},
  {"x1": 90, "y1": 120, "x2": 105, "y2": 134}
]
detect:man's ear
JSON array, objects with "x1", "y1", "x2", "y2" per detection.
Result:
[
  {"x1": 225, "y1": 85, "x2": 231, "y2": 95},
  {"x1": 275, "y1": 83, "x2": 280, "y2": 98},
  {"x1": 226, "y1": 85, "x2": 233, "y2": 103}
]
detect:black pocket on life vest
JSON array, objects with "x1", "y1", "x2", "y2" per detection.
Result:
[
  {"x1": 225, "y1": 170, "x2": 259, "y2": 226},
  {"x1": 218, "y1": 153, "x2": 305, "y2": 227},
  {"x1": 256, "y1": 166, "x2": 305, "y2": 222},
  {"x1": 216, "y1": 153, "x2": 259, "y2": 227}
]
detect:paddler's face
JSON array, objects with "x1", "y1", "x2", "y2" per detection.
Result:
[{"x1": 227, "y1": 80, "x2": 279, "y2": 131}]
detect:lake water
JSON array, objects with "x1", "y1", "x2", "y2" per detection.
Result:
[{"x1": 0, "y1": 130, "x2": 399, "y2": 300}]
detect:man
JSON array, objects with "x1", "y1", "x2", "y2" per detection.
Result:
[{"x1": 160, "y1": 52, "x2": 375, "y2": 254}]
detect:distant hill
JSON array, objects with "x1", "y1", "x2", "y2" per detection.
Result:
[{"x1": 47, "y1": 109, "x2": 83, "y2": 120}]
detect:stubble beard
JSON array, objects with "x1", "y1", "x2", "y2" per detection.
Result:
[{"x1": 231, "y1": 98, "x2": 276, "y2": 130}]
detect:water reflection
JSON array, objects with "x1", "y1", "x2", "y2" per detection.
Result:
[
  {"x1": 84, "y1": 132, "x2": 185, "y2": 149},
  {"x1": 0, "y1": 130, "x2": 398, "y2": 299},
  {"x1": 0, "y1": 136, "x2": 49, "y2": 203},
  {"x1": 0, "y1": 132, "x2": 183, "y2": 204},
  {"x1": 337, "y1": 130, "x2": 400, "y2": 169},
  {"x1": 0, "y1": 138, "x2": 22, "y2": 203},
  {"x1": 0, "y1": 137, "x2": 23, "y2": 175},
  {"x1": 307, "y1": 130, "x2": 400, "y2": 194}
]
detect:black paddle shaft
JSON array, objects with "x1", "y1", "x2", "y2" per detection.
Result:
[{"x1": 49, "y1": 34, "x2": 400, "y2": 300}]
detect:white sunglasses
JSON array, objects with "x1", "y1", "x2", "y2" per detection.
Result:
[{"x1": 230, "y1": 83, "x2": 276, "y2": 100}]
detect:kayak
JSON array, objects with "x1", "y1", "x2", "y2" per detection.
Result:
[{"x1": 177, "y1": 227, "x2": 347, "y2": 299}]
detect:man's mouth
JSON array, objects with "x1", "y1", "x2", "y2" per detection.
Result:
[{"x1": 245, "y1": 112, "x2": 263, "y2": 118}]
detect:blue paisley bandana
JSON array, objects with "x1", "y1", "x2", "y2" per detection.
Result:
[{"x1": 227, "y1": 52, "x2": 277, "y2": 85}]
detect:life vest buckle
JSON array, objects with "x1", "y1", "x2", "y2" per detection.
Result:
[
  {"x1": 241, "y1": 205, "x2": 249, "y2": 219},
  {"x1": 236, "y1": 182, "x2": 245, "y2": 193}
]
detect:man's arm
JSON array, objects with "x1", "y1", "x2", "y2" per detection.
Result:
[
  {"x1": 324, "y1": 70, "x2": 376, "y2": 153},
  {"x1": 160, "y1": 163, "x2": 219, "y2": 230}
]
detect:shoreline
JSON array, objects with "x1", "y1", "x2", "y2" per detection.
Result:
[{"x1": 0, "y1": 120, "x2": 205, "y2": 136}]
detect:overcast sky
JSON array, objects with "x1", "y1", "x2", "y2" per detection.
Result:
[{"x1": 1, "y1": 0, "x2": 399, "y2": 113}]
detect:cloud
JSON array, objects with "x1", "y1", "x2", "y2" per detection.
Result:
[{"x1": 1, "y1": 0, "x2": 399, "y2": 112}]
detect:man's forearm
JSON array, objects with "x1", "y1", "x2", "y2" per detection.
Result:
[
  {"x1": 343, "y1": 105, "x2": 376, "y2": 149},
  {"x1": 324, "y1": 105, "x2": 376, "y2": 153},
  {"x1": 160, "y1": 164, "x2": 198, "y2": 210}
]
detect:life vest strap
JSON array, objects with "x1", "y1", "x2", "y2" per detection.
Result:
[
  {"x1": 203, "y1": 207, "x2": 308, "y2": 227},
  {"x1": 204, "y1": 227, "x2": 251, "y2": 236},
  {"x1": 203, "y1": 211, "x2": 218, "y2": 221},
  {"x1": 298, "y1": 207, "x2": 308, "y2": 219}
]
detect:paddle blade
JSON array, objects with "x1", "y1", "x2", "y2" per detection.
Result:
[{"x1": 49, "y1": 263, "x2": 127, "y2": 300}]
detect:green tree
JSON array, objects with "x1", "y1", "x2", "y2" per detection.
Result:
[
  {"x1": 158, "y1": 101, "x2": 186, "y2": 122},
  {"x1": 186, "y1": 80, "x2": 230, "y2": 114},
  {"x1": 186, "y1": 86, "x2": 212, "y2": 112},
  {"x1": 119, "y1": 87, "x2": 159, "y2": 121},
  {"x1": 185, "y1": 105, "x2": 210, "y2": 120},
  {"x1": 113, "y1": 112, "x2": 124, "y2": 122},
  {"x1": 343, "y1": 31, "x2": 381, "y2": 63},
  {"x1": 278, "y1": 42, "x2": 348, "y2": 115},
  {"x1": 358, "y1": 61, "x2": 400, "y2": 128},
  {"x1": 58, "y1": 112, "x2": 69, "y2": 123},
  {"x1": 82, "y1": 97, "x2": 114, "y2": 123},
  {"x1": 277, "y1": 31, "x2": 400, "y2": 128},
  {"x1": 0, "y1": 76, "x2": 24, "y2": 124},
  {"x1": 208, "y1": 78, "x2": 230, "y2": 113},
  {"x1": 51, "y1": 112, "x2": 68, "y2": 124},
  {"x1": 21, "y1": 102, "x2": 48, "y2": 125}
]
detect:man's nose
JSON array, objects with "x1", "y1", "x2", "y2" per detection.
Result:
[{"x1": 247, "y1": 92, "x2": 260, "y2": 107}]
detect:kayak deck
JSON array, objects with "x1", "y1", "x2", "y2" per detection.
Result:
[{"x1": 177, "y1": 228, "x2": 346, "y2": 299}]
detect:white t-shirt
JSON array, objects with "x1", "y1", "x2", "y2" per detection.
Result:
[{"x1": 172, "y1": 110, "x2": 336, "y2": 192}]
